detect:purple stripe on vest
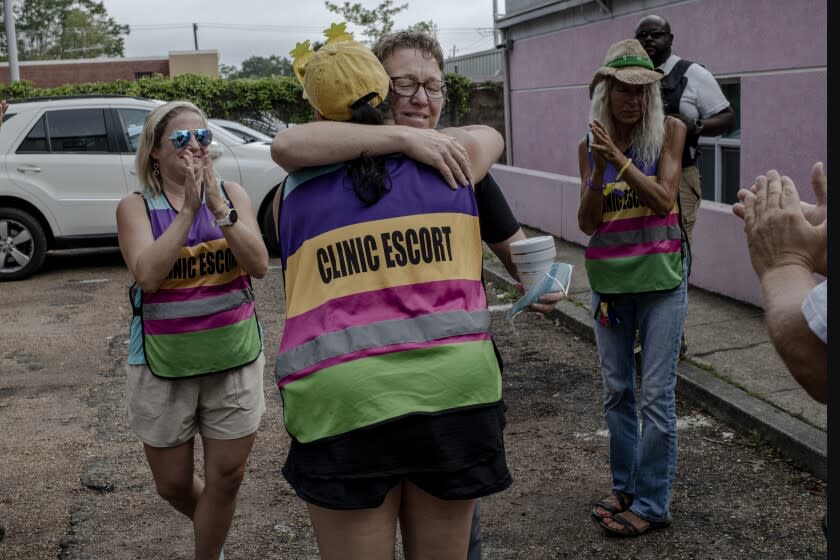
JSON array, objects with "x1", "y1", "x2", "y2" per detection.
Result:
[
  {"x1": 585, "y1": 239, "x2": 681, "y2": 260},
  {"x1": 281, "y1": 158, "x2": 478, "y2": 264},
  {"x1": 597, "y1": 212, "x2": 679, "y2": 235},
  {"x1": 143, "y1": 302, "x2": 255, "y2": 335},
  {"x1": 149, "y1": 207, "x2": 223, "y2": 247},
  {"x1": 276, "y1": 332, "x2": 491, "y2": 389},
  {"x1": 145, "y1": 275, "x2": 250, "y2": 303},
  {"x1": 280, "y1": 279, "x2": 487, "y2": 352}
]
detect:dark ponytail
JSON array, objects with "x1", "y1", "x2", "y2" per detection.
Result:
[{"x1": 346, "y1": 96, "x2": 392, "y2": 206}]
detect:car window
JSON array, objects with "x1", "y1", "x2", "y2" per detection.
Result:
[
  {"x1": 116, "y1": 108, "x2": 150, "y2": 153},
  {"x1": 17, "y1": 109, "x2": 110, "y2": 154},
  {"x1": 17, "y1": 114, "x2": 49, "y2": 152}
]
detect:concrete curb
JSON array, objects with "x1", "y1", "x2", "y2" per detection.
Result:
[{"x1": 483, "y1": 265, "x2": 827, "y2": 481}]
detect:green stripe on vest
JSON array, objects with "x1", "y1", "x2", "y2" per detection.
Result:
[
  {"x1": 145, "y1": 317, "x2": 262, "y2": 378},
  {"x1": 282, "y1": 340, "x2": 502, "y2": 443},
  {"x1": 586, "y1": 252, "x2": 682, "y2": 294}
]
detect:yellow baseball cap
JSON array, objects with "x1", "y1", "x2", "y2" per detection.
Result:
[{"x1": 302, "y1": 40, "x2": 390, "y2": 122}]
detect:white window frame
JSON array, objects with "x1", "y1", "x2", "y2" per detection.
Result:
[{"x1": 697, "y1": 136, "x2": 740, "y2": 202}]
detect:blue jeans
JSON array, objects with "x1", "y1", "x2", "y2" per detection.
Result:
[{"x1": 590, "y1": 277, "x2": 687, "y2": 523}]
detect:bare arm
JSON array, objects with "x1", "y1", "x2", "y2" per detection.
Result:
[
  {"x1": 734, "y1": 169, "x2": 827, "y2": 403},
  {"x1": 271, "y1": 121, "x2": 471, "y2": 189},
  {"x1": 577, "y1": 138, "x2": 605, "y2": 236},
  {"x1": 487, "y1": 228, "x2": 526, "y2": 281},
  {"x1": 437, "y1": 124, "x2": 504, "y2": 183},
  {"x1": 760, "y1": 266, "x2": 827, "y2": 403},
  {"x1": 117, "y1": 194, "x2": 200, "y2": 293},
  {"x1": 213, "y1": 180, "x2": 269, "y2": 279}
]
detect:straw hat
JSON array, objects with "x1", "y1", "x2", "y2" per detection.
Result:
[{"x1": 589, "y1": 39, "x2": 663, "y2": 97}]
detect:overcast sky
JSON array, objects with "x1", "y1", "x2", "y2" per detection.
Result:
[{"x1": 101, "y1": 0, "x2": 497, "y2": 69}]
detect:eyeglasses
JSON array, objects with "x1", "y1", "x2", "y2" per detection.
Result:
[
  {"x1": 169, "y1": 128, "x2": 213, "y2": 149},
  {"x1": 635, "y1": 30, "x2": 669, "y2": 40},
  {"x1": 389, "y1": 77, "x2": 447, "y2": 99}
]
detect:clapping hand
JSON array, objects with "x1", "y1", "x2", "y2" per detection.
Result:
[
  {"x1": 733, "y1": 169, "x2": 826, "y2": 278},
  {"x1": 178, "y1": 150, "x2": 204, "y2": 216},
  {"x1": 588, "y1": 120, "x2": 622, "y2": 172}
]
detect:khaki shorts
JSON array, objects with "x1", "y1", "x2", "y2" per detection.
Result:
[
  {"x1": 679, "y1": 165, "x2": 702, "y2": 244},
  {"x1": 125, "y1": 352, "x2": 266, "y2": 448}
]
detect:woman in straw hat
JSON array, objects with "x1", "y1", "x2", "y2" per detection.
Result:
[
  {"x1": 579, "y1": 38, "x2": 687, "y2": 538},
  {"x1": 272, "y1": 25, "x2": 510, "y2": 559}
]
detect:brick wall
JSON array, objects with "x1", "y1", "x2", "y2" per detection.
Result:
[{"x1": 0, "y1": 59, "x2": 169, "y2": 88}]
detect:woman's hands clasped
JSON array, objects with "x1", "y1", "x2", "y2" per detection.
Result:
[{"x1": 587, "y1": 119, "x2": 623, "y2": 173}]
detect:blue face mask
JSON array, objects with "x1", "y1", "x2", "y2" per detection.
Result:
[{"x1": 506, "y1": 262, "x2": 574, "y2": 322}]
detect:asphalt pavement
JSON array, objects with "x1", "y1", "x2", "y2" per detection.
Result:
[{"x1": 484, "y1": 226, "x2": 827, "y2": 481}]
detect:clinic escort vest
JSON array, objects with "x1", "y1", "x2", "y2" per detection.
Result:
[
  {"x1": 275, "y1": 158, "x2": 502, "y2": 444},
  {"x1": 584, "y1": 151, "x2": 683, "y2": 295},
  {"x1": 132, "y1": 182, "x2": 262, "y2": 378}
]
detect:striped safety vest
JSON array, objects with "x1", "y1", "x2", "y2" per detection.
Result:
[
  {"x1": 276, "y1": 158, "x2": 503, "y2": 444},
  {"x1": 131, "y1": 181, "x2": 262, "y2": 378},
  {"x1": 584, "y1": 151, "x2": 683, "y2": 294}
]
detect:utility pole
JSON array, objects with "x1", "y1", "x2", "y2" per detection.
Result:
[
  {"x1": 4, "y1": 0, "x2": 20, "y2": 82},
  {"x1": 193, "y1": 23, "x2": 198, "y2": 50}
]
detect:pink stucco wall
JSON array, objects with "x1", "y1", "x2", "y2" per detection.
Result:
[{"x1": 501, "y1": 0, "x2": 826, "y2": 305}]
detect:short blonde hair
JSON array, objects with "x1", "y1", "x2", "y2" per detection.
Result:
[
  {"x1": 372, "y1": 30, "x2": 445, "y2": 73},
  {"x1": 135, "y1": 100, "x2": 208, "y2": 196}
]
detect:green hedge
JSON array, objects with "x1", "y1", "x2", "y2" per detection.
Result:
[{"x1": 0, "y1": 72, "x2": 481, "y2": 123}]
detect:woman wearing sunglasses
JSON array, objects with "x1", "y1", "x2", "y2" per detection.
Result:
[{"x1": 116, "y1": 100, "x2": 268, "y2": 560}]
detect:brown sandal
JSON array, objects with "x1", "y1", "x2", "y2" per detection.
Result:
[
  {"x1": 591, "y1": 491, "x2": 632, "y2": 523},
  {"x1": 601, "y1": 511, "x2": 671, "y2": 538}
]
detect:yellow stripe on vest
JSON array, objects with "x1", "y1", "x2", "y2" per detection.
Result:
[
  {"x1": 285, "y1": 212, "x2": 482, "y2": 318},
  {"x1": 158, "y1": 237, "x2": 244, "y2": 290}
]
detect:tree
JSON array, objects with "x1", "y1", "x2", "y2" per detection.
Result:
[
  {"x1": 221, "y1": 55, "x2": 294, "y2": 80},
  {"x1": 1, "y1": 0, "x2": 128, "y2": 60},
  {"x1": 324, "y1": 0, "x2": 436, "y2": 44}
]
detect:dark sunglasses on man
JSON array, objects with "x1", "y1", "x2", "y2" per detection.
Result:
[
  {"x1": 169, "y1": 128, "x2": 213, "y2": 149},
  {"x1": 635, "y1": 29, "x2": 669, "y2": 40}
]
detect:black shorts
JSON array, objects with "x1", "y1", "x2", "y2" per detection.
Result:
[{"x1": 282, "y1": 401, "x2": 511, "y2": 510}]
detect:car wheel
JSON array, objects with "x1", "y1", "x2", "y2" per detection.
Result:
[
  {"x1": 0, "y1": 208, "x2": 48, "y2": 281},
  {"x1": 260, "y1": 200, "x2": 281, "y2": 257}
]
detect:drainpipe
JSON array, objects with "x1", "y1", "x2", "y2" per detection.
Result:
[{"x1": 502, "y1": 35, "x2": 513, "y2": 166}]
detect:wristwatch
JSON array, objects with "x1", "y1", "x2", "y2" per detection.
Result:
[
  {"x1": 214, "y1": 208, "x2": 238, "y2": 227},
  {"x1": 694, "y1": 119, "x2": 704, "y2": 135}
]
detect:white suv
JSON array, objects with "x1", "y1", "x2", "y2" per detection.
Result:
[{"x1": 0, "y1": 95, "x2": 287, "y2": 280}]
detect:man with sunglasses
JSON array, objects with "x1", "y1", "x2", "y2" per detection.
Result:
[{"x1": 634, "y1": 14, "x2": 736, "y2": 358}]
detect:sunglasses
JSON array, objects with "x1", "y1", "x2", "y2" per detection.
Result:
[
  {"x1": 635, "y1": 30, "x2": 669, "y2": 40},
  {"x1": 169, "y1": 128, "x2": 213, "y2": 149}
]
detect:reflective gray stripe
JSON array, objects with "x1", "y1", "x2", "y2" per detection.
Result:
[
  {"x1": 143, "y1": 288, "x2": 255, "y2": 320},
  {"x1": 589, "y1": 225, "x2": 681, "y2": 248},
  {"x1": 275, "y1": 309, "x2": 491, "y2": 381}
]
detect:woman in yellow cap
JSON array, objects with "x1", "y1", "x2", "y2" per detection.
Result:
[
  {"x1": 272, "y1": 28, "x2": 511, "y2": 559},
  {"x1": 579, "y1": 38, "x2": 687, "y2": 538}
]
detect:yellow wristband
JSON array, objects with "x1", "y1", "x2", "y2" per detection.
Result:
[{"x1": 615, "y1": 158, "x2": 632, "y2": 180}]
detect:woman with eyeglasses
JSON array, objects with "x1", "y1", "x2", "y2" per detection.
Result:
[
  {"x1": 272, "y1": 28, "x2": 510, "y2": 559},
  {"x1": 116, "y1": 100, "x2": 268, "y2": 560}
]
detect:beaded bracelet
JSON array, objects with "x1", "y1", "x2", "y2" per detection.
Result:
[
  {"x1": 615, "y1": 158, "x2": 632, "y2": 181},
  {"x1": 586, "y1": 177, "x2": 605, "y2": 191}
]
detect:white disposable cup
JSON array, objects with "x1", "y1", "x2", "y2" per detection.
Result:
[
  {"x1": 510, "y1": 235, "x2": 555, "y2": 255},
  {"x1": 518, "y1": 271, "x2": 547, "y2": 291},
  {"x1": 511, "y1": 246, "x2": 556, "y2": 264},
  {"x1": 515, "y1": 259, "x2": 555, "y2": 273}
]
